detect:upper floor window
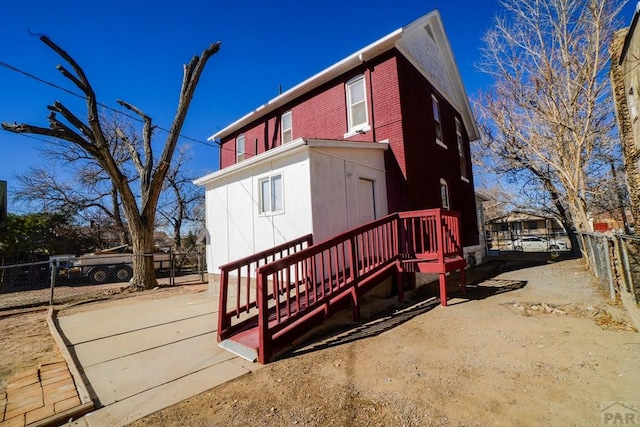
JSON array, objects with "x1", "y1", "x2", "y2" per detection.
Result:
[
  {"x1": 282, "y1": 111, "x2": 292, "y2": 144},
  {"x1": 432, "y1": 95, "x2": 445, "y2": 148},
  {"x1": 456, "y1": 118, "x2": 468, "y2": 181},
  {"x1": 346, "y1": 75, "x2": 369, "y2": 134},
  {"x1": 259, "y1": 173, "x2": 283, "y2": 215},
  {"x1": 440, "y1": 178, "x2": 450, "y2": 209},
  {"x1": 236, "y1": 134, "x2": 245, "y2": 162}
]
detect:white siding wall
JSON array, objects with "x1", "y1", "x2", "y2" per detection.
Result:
[
  {"x1": 309, "y1": 146, "x2": 388, "y2": 243},
  {"x1": 202, "y1": 143, "x2": 387, "y2": 279},
  {"x1": 204, "y1": 150, "x2": 312, "y2": 275}
]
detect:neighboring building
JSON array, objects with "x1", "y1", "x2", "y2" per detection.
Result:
[
  {"x1": 195, "y1": 10, "x2": 481, "y2": 276},
  {"x1": 610, "y1": 3, "x2": 640, "y2": 235},
  {"x1": 486, "y1": 212, "x2": 565, "y2": 250}
]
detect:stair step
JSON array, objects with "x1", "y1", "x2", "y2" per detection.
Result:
[{"x1": 219, "y1": 339, "x2": 258, "y2": 362}]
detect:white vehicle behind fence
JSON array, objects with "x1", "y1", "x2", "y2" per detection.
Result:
[
  {"x1": 67, "y1": 245, "x2": 171, "y2": 284},
  {"x1": 505, "y1": 236, "x2": 569, "y2": 252}
]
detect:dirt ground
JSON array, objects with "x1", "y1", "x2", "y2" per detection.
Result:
[
  {"x1": 0, "y1": 309, "x2": 61, "y2": 391},
  {"x1": 0, "y1": 283, "x2": 204, "y2": 392},
  {"x1": 2, "y1": 258, "x2": 638, "y2": 426},
  {"x1": 129, "y1": 258, "x2": 640, "y2": 427}
]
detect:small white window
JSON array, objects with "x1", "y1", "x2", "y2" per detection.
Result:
[
  {"x1": 432, "y1": 95, "x2": 444, "y2": 147},
  {"x1": 236, "y1": 134, "x2": 245, "y2": 162},
  {"x1": 346, "y1": 75, "x2": 369, "y2": 133},
  {"x1": 456, "y1": 118, "x2": 468, "y2": 181},
  {"x1": 259, "y1": 173, "x2": 283, "y2": 214},
  {"x1": 282, "y1": 111, "x2": 292, "y2": 144},
  {"x1": 440, "y1": 178, "x2": 450, "y2": 209}
]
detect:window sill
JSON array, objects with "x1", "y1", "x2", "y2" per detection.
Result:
[
  {"x1": 344, "y1": 125, "x2": 371, "y2": 139},
  {"x1": 258, "y1": 210, "x2": 285, "y2": 218},
  {"x1": 461, "y1": 176, "x2": 470, "y2": 183},
  {"x1": 436, "y1": 139, "x2": 447, "y2": 149}
]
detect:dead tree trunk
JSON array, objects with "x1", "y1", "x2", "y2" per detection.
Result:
[{"x1": 2, "y1": 36, "x2": 220, "y2": 290}]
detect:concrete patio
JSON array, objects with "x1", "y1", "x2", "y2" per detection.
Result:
[{"x1": 54, "y1": 290, "x2": 258, "y2": 426}]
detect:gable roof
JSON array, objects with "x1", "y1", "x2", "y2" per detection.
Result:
[
  {"x1": 210, "y1": 10, "x2": 478, "y2": 143},
  {"x1": 618, "y1": 2, "x2": 640, "y2": 65}
]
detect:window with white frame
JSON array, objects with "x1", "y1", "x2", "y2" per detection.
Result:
[
  {"x1": 282, "y1": 111, "x2": 292, "y2": 144},
  {"x1": 236, "y1": 134, "x2": 245, "y2": 162},
  {"x1": 259, "y1": 173, "x2": 283, "y2": 214},
  {"x1": 456, "y1": 118, "x2": 468, "y2": 180},
  {"x1": 440, "y1": 178, "x2": 450, "y2": 209},
  {"x1": 432, "y1": 95, "x2": 444, "y2": 147},
  {"x1": 346, "y1": 75, "x2": 369, "y2": 133}
]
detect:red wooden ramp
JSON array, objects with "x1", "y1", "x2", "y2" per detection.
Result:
[{"x1": 217, "y1": 209, "x2": 466, "y2": 363}]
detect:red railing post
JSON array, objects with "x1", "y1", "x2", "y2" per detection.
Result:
[
  {"x1": 436, "y1": 209, "x2": 448, "y2": 307},
  {"x1": 257, "y1": 268, "x2": 271, "y2": 364},
  {"x1": 218, "y1": 270, "x2": 230, "y2": 341},
  {"x1": 350, "y1": 235, "x2": 359, "y2": 282}
]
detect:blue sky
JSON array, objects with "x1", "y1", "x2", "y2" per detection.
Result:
[{"x1": 0, "y1": 1, "x2": 637, "y2": 212}]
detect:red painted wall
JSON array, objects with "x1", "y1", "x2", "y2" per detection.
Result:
[
  {"x1": 395, "y1": 54, "x2": 478, "y2": 246},
  {"x1": 218, "y1": 49, "x2": 479, "y2": 246}
]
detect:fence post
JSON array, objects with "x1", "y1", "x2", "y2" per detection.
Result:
[
  {"x1": 169, "y1": 249, "x2": 175, "y2": 287},
  {"x1": 617, "y1": 236, "x2": 631, "y2": 293},
  {"x1": 620, "y1": 237, "x2": 637, "y2": 303},
  {"x1": 585, "y1": 234, "x2": 596, "y2": 276},
  {"x1": 199, "y1": 251, "x2": 205, "y2": 283},
  {"x1": 603, "y1": 236, "x2": 616, "y2": 300},
  {"x1": 49, "y1": 260, "x2": 56, "y2": 306}
]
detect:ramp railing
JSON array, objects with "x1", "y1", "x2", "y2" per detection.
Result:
[
  {"x1": 217, "y1": 209, "x2": 464, "y2": 363},
  {"x1": 218, "y1": 234, "x2": 313, "y2": 340}
]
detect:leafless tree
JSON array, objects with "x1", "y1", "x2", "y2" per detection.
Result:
[
  {"x1": 474, "y1": 0, "x2": 625, "y2": 252},
  {"x1": 2, "y1": 36, "x2": 220, "y2": 289},
  {"x1": 476, "y1": 185, "x2": 517, "y2": 221},
  {"x1": 156, "y1": 146, "x2": 203, "y2": 249},
  {"x1": 13, "y1": 112, "x2": 136, "y2": 246}
]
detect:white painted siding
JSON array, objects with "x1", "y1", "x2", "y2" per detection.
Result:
[
  {"x1": 309, "y1": 146, "x2": 387, "y2": 243},
  {"x1": 203, "y1": 150, "x2": 313, "y2": 275},
  {"x1": 199, "y1": 140, "x2": 388, "y2": 279}
]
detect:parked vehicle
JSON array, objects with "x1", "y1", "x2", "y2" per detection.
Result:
[
  {"x1": 505, "y1": 236, "x2": 568, "y2": 252},
  {"x1": 59, "y1": 245, "x2": 171, "y2": 285}
]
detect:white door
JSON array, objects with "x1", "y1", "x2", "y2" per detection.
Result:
[{"x1": 358, "y1": 178, "x2": 376, "y2": 225}]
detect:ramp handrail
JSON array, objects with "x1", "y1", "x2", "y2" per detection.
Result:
[
  {"x1": 216, "y1": 209, "x2": 463, "y2": 363},
  {"x1": 218, "y1": 234, "x2": 313, "y2": 339},
  {"x1": 254, "y1": 208, "x2": 461, "y2": 362}
]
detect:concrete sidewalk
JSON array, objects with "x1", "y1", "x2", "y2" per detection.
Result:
[{"x1": 55, "y1": 291, "x2": 257, "y2": 426}]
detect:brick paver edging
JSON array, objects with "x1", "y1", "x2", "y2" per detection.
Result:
[
  {"x1": 0, "y1": 362, "x2": 93, "y2": 427},
  {"x1": 45, "y1": 308, "x2": 93, "y2": 407},
  {"x1": 0, "y1": 307, "x2": 95, "y2": 426}
]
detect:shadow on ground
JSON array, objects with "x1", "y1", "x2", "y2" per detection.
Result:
[
  {"x1": 288, "y1": 297, "x2": 442, "y2": 359},
  {"x1": 282, "y1": 253, "x2": 556, "y2": 360}
]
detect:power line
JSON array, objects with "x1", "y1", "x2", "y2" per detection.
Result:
[{"x1": 0, "y1": 60, "x2": 224, "y2": 150}]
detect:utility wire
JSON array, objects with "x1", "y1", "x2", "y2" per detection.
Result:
[{"x1": 0, "y1": 60, "x2": 228, "y2": 151}]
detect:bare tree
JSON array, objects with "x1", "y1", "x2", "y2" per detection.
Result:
[
  {"x1": 476, "y1": 185, "x2": 516, "y2": 221},
  {"x1": 474, "y1": 0, "x2": 624, "y2": 252},
  {"x1": 2, "y1": 36, "x2": 220, "y2": 289},
  {"x1": 156, "y1": 146, "x2": 203, "y2": 249},
  {"x1": 13, "y1": 112, "x2": 137, "y2": 246}
]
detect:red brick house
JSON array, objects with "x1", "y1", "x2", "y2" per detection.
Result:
[{"x1": 196, "y1": 10, "x2": 480, "y2": 276}]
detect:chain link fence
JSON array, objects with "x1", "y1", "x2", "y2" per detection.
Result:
[
  {"x1": 580, "y1": 232, "x2": 640, "y2": 305},
  {"x1": 581, "y1": 233, "x2": 616, "y2": 299},
  {"x1": 0, "y1": 249, "x2": 207, "y2": 311},
  {"x1": 613, "y1": 234, "x2": 640, "y2": 305},
  {"x1": 487, "y1": 230, "x2": 572, "y2": 253}
]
